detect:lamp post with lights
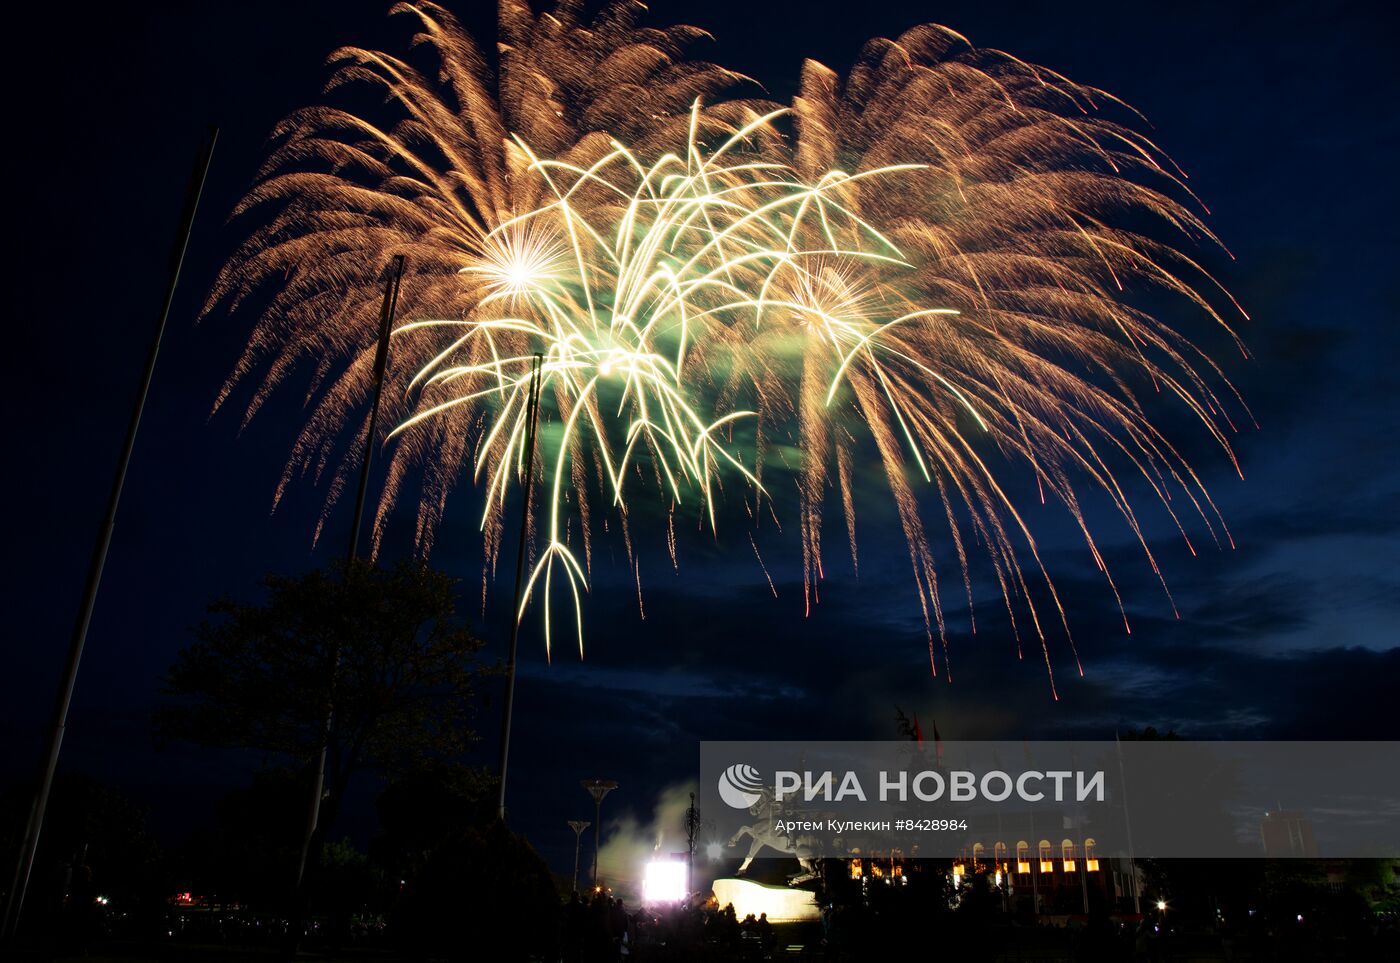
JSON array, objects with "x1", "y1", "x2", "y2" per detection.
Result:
[
  {"x1": 567, "y1": 820, "x2": 590, "y2": 894},
  {"x1": 684, "y1": 792, "x2": 702, "y2": 896},
  {"x1": 581, "y1": 779, "x2": 617, "y2": 889}
]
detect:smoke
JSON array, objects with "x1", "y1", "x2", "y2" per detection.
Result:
[{"x1": 594, "y1": 780, "x2": 696, "y2": 900}]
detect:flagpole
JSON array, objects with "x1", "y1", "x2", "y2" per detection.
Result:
[
  {"x1": 345, "y1": 255, "x2": 405, "y2": 563},
  {"x1": 291, "y1": 254, "x2": 405, "y2": 898},
  {"x1": 1, "y1": 127, "x2": 219, "y2": 942},
  {"x1": 496, "y1": 353, "x2": 544, "y2": 821},
  {"x1": 1025, "y1": 740, "x2": 1039, "y2": 917},
  {"x1": 1115, "y1": 731, "x2": 1141, "y2": 915}
]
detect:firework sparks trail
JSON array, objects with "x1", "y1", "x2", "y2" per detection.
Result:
[{"x1": 208, "y1": 3, "x2": 1250, "y2": 694}]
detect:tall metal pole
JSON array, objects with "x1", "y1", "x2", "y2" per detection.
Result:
[
  {"x1": 1115, "y1": 731, "x2": 1141, "y2": 915},
  {"x1": 568, "y1": 820, "x2": 590, "y2": 894},
  {"x1": 1079, "y1": 840, "x2": 1090, "y2": 913},
  {"x1": 684, "y1": 792, "x2": 701, "y2": 897},
  {"x1": 291, "y1": 255, "x2": 405, "y2": 899},
  {"x1": 582, "y1": 779, "x2": 617, "y2": 889},
  {"x1": 1, "y1": 128, "x2": 218, "y2": 942},
  {"x1": 1030, "y1": 808, "x2": 1040, "y2": 916},
  {"x1": 495, "y1": 353, "x2": 544, "y2": 821},
  {"x1": 346, "y1": 255, "x2": 404, "y2": 563},
  {"x1": 594, "y1": 796, "x2": 603, "y2": 888}
]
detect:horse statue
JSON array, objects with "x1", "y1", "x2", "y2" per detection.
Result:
[{"x1": 725, "y1": 788, "x2": 822, "y2": 884}]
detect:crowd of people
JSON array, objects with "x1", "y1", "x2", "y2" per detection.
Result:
[{"x1": 561, "y1": 889, "x2": 779, "y2": 962}]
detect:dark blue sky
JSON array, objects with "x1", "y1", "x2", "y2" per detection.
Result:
[{"x1": 4, "y1": 0, "x2": 1397, "y2": 878}]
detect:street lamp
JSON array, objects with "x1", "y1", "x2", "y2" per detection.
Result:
[
  {"x1": 581, "y1": 779, "x2": 618, "y2": 889},
  {"x1": 567, "y1": 820, "x2": 591, "y2": 894}
]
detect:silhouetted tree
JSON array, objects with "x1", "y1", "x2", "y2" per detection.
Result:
[
  {"x1": 394, "y1": 820, "x2": 560, "y2": 963},
  {"x1": 157, "y1": 560, "x2": 486, "y2": 852},
  {"x1": 169, "y1": 768, "x2": 305, "y2": 909},
  {"x1": 372, "y1": 763, "x2": 495, "y2": 883},
  {"x1": 0, "y1": 775, "x2": 161, "y2": 948}
]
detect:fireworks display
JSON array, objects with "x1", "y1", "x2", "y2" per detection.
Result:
[{"x1": 208, "y1": 1, "x2": 1249, "y2": 692}]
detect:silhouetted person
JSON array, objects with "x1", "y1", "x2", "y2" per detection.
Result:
[
  {"x1": 757, "y1": 911, "x2": 774, "y2": 954},
  {"x1": 609, "y1": 897, "x2": 632, "y2": 959},
  {"x1": 587, "y1": 890, "x2": 610, "y2": 963},
  {"x1": 1133, "y1": 917, "x2": 1153, "y2": 961},
  {"x1": 721, "y1": 902, "x2": 741, "y2": 951},
  {"x1": 564, "y1": 891, "x2": 586, "y2": 963}
]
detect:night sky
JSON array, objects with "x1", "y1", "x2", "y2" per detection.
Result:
[{"x1": 4, "y1": 0, "x2": 1397, "y2": 883}]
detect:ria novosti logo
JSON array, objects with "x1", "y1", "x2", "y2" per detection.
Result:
[{"x1": 717, "y1": 763, "x2": 765, "y2": 808}]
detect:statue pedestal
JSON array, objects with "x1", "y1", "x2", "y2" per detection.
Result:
[{"x1": 711, "y1": 877, "x2": 820, "y2": 922}]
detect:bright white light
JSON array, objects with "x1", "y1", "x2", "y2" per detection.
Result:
[
  {"x1": 712, "y1": 877, "x2": 821, "y2": 922},
  {"x1": 462, "y1": 221, "x2": 563, "y2": 305},
  {"x1": 642, "y1": 859, "x2": 687, "y2": 903},
  {"x1": 706, "y1": 842, "x2": 723, "y2": 860},
  {"x1": 1156, "y1": 900, "x2": 1167, "y2": 911}
]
